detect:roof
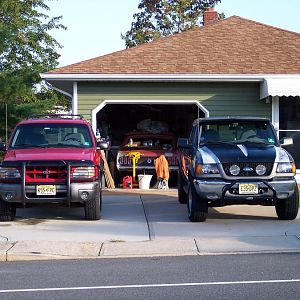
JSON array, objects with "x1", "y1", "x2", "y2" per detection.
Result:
[{"x1": 47, "y1": 16, "x2": 300, "y2": 75}]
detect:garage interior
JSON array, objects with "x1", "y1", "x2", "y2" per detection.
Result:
[{"x1": 96, "y1": 103, "x2": 205, "y2": 187}]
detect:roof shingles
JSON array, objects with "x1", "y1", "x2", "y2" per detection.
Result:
[{"x1": 48, "y1": 16, "x2": 300, "y2": 75}]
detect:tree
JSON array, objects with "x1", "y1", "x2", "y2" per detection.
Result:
[
  {"x1": 122, "y1": 0, "x2": 223, "y2": 48},
  {"x1": 0, "y1": 0, "x2": 69, "y2": 140}
]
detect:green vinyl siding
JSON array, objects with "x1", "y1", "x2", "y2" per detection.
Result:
[{"x1": 77, "y1": 81, "x2": 271, "y2": 121}]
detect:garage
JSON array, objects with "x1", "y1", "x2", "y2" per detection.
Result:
[{"x1": 93, "y1": 101, "x2": 208, "y2": 187}]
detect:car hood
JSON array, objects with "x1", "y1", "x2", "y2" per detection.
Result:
[
  {"x1": 4, "y1": 148, "x2": 95, "y2": 162},
  {"x1": 198, "y1": 143, "x2": 291, "y2": 164}
]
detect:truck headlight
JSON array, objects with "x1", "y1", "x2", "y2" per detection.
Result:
[
  {"x1": 276, "y1": 162, "x2": 296, "y2": 174},
  {"x1": 72, "y1": 167, "x2": 96, "y2": 179},
  {"x1": 195, "y1": 164, "x2": 219, "y2": 175},
  {"x1": 0, "y1": 167, "x2": 21, "y2": 179}
]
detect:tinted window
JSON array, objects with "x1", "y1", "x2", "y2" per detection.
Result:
[
  {"x1": 10, "y1": 123, "x2": 93, "y2": 149},
  {"x1": 200, "y1": 121, "x2": 277, "y2": 144}
]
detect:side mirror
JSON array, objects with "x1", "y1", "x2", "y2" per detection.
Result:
[
  {"x1": 281, "y1": 137, "x2": 293, "y2": 146},
  {"x1": 0, "y1": 142, "x2": 6, "y2": 152},
  {"x1": 177, "y1": 138, "x2": 192, "y2": 149},
  {"x1": 97, "y1": 140, "x2": 110, "y2": 150}
]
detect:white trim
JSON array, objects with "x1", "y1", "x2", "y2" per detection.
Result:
[
  {"x1": 40, "y1": 73, "x2": 300, "y2": 82},
  {"x1": 272, "y1": 96, "x2": 280, "y2": 137},
  {"x1": 72, "y1": 82, "x2": 78, "y2": 115},
  {"x1": 91, "y1": 99, "x2": 209, "y2": 134}
]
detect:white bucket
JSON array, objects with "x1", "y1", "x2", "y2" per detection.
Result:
[{"x1": 138, "y1": 174, "x2": 153, "y2": 190}]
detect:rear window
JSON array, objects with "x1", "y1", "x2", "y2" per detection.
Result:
[{"x1": 10, "y1": 123, "x2": 93, "y2": 149}]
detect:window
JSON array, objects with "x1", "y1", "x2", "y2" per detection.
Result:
[
  {"x1": 11, "y1": 123, "x2": 93, "y2": 149},
  {"x1": 279, "y1": 96, "x2": 300, "y2": 168}
]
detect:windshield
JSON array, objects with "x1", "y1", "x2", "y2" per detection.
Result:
[
  {"x1": 199, "y1": 120, "x2": 277, "y2": 145},
  {"x1": 10, "y1": 123, "x2": 93, "y2": 149}
]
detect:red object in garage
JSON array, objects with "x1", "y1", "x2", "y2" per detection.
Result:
[{"x1": 123, "y1": 176, "x2": 133, "y2": 189}]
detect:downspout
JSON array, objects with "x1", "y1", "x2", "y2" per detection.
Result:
[
  {"x1": 45, "y1": 81, "x2": 73, "y2": 99},
  {"x1": 72, "y1": 82, "x2": 78, "y2": 115},
  {"x1": 44, "y1": 81, "x2": 78, "y2": 116}
]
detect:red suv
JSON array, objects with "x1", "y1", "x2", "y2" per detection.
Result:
[{"x1": 0, "y1": 115, "x2": 108, "y2": 221}]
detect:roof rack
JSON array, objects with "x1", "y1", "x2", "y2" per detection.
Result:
[{"x1": 27, "y1": 114, "x2": 84, "y2": 120}]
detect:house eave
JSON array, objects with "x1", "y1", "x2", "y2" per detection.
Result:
[
  {"x1": 40, "y1": 73, "x2": 300, "y2": 100},
  {"x1": 41, "y1": 73, "x2": 300, "y2": 82}
]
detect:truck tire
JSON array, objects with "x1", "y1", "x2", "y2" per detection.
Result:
[
  {"x1": 178, "y1": 172, "x2": 188, "y2": 204},
  {"x1": 187, "y1": 184, "x2": 208, "y2": 222},
  {"x1": 0, "y1": 200, "x2": 16, "y2": 222},
  {"x1": 84, "y1": 187, "x2": 101, "y2": 221},
  {"x1": 275, "y1": 187, "x2": 299, "y2": 220}
]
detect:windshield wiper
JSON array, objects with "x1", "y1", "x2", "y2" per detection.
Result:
[
  {"x1": 201, "y1": 140, "x2": 238, "y2": 146},
  {"x1": 13, "y1": 143, "x2": 47, "y2": 148},
  {"x1": 241, "y1": 140, "x2": 274, "y2": 145},
  {"x1": 48, "y1": 143, "x2": 85, "y2": 148}
]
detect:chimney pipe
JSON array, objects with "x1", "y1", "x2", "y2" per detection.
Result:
[{"x1": 203, "y1": 7, "x2": 218, "y2": 26}]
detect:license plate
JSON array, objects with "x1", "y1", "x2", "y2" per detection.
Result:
[
  {"x1": 239, "y1": 183, "x2": 258, "y2": 194},
  {"x1": 36, "y1": 185, "x2": 56, "y2": 196}
]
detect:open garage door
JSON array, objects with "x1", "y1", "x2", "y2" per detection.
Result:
[
  {"x1": 92, "y1": 101, "x2": 208, "y2": 186},
  {"x1": 93, "y1": 101, "x2": 208, "y2": 145}
]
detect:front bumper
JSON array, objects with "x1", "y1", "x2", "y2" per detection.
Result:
[
  {"x1": 117, "y1": 165, "x2": 178, "y2": 172},
  {"x1": 0, "y1": 181, "x2": 99, "y2": 205},
  {"x1": 193, "y1": 177, "x2": 297, "y2": 204}
]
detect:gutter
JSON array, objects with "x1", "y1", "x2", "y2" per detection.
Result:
[{"x1": 40, "y1": 73, "x2": 300, "y2": 82}]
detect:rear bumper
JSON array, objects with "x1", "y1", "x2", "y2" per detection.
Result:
[
  {"x1": 193, "y1": 178, "x2": 297, "y2": 204},
  {"x1": 0, "y1": 181, "x2": 99, "y2": 205}
]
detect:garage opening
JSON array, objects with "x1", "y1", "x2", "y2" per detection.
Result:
[{"x1": 93, "y1": 101, "x2": 207, "y2": 187}]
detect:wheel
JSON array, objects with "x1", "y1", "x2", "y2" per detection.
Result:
[
  {"x1": 275, "y1": 187, "x2": 299, "y2": 220},
  {"x1": 178, "y1": 172, "x2": 188, "y2": 204},
  {"x1": 0, "y1": 200, "x2": 16, "y2": 222},
  {"x1": 187, "y1": 184, "x2": 208, "y2": 222},
  {"x1": 84, "y1": 186, "x2": 101, "y2": 220}
]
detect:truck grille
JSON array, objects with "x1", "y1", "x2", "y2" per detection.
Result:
[
  {"x1": 118, "y1": 156, "x2": 178, "y2": 167},
  {"x1": 222, "y1": 162, "x2": 273, "y2": 177},
  {"x1": 25, "y1": 166, "x2": 68, "y2": 183}
]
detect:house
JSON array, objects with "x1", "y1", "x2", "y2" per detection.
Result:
[{"x1": 41, "y1": 9, "x2": 300, "y2": 177}]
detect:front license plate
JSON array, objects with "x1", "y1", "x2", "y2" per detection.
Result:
[
  {"x1": 239, "y1": 183, "x2": 258, "y2": 195},
  {"x1": 36, "y1": 185, "x2": 56, "y2": 196}
]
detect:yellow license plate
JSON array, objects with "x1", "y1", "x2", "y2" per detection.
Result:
[
  {"x1": 36, "y1": 185, "x2": 56, "y2": 196},
  {"x1": 239, "y1": 183, "x2": 258, "y2": 194}
]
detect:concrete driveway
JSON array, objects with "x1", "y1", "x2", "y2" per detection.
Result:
[{"x1": 1, "y1": 189, "x2": 300, "y2": 260}]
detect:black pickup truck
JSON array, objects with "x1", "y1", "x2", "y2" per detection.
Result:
[{"x1": 177, "y1": 117, "x2": 299, "y2": 222}]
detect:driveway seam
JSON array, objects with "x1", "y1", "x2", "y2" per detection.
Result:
[
  {"x1": 139, "y1": 195, "x2": 152, "y2": 241},
  {"x1": 194, "y1": 238, "x2": 200, "y2": 255},
  {"x1": 98, "y1": 243, "x2": 104, "y2": 257}
]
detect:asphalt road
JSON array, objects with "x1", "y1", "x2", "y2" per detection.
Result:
[{"x1": 0, "y1": 253, "x2": 300, "y2": 300}]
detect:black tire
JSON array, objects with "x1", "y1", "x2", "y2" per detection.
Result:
[
  {"x1": 84, "y1": 186, "x2": 101, "y2": 220},
  {"x1": 187, "y1": 184, "x2": 208, "y2": 222},
  {"x1": 0, "y1": 200, "x2": 16, "y2": 222},
  {"x1": 275, "y1": 187, "x2": 299, "y2": 220},
  {"x1": 178, "y1": 172, "x2": 188, "y2": 204}
]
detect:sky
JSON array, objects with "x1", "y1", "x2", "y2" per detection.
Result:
[{"x1": 47, "y1": 0, "x2": 300, "y2": 67}]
